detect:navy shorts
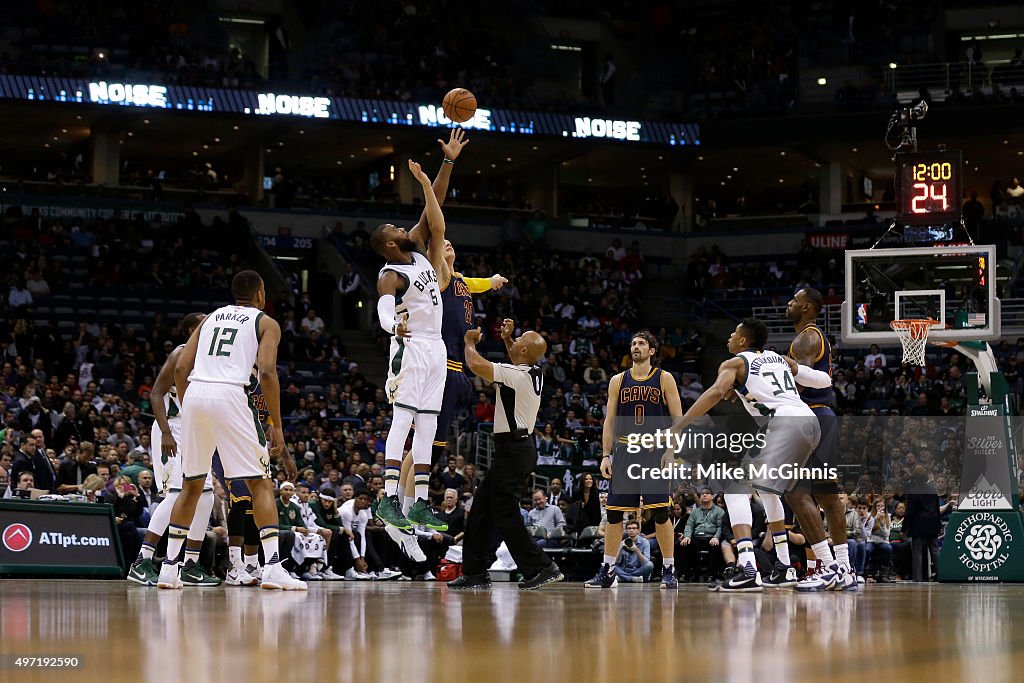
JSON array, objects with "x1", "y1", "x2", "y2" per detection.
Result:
[
  {"x1": 605, "y1": 445, "x2": 670, "y2": 511},
  {"x1": 433, "y1": 369, "x2": 474, "y2": 446},
  {"x1": 211, "y1": 450, "x2": 253, "y2": 505}
]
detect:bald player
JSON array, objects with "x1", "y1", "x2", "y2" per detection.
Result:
[{"x1": 450, "y1": 319, "x2": 563, "y2": 590}]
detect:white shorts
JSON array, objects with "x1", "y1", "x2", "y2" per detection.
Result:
[
  {"x1": 152, "y1": 420, "x2": 214, "y2": 493},
  {"x1": 181, "y1": 382, "x2": 271, "y2": 481},
  {"x1": 385, "y1": 337, "x2": 446, "y2": 414}
]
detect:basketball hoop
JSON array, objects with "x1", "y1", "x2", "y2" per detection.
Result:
[{"x1": 890, "y1": 319, "x2": 939, "y2": 365}]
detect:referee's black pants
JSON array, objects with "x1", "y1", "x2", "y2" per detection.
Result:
[{"x1": 463, "y1": 434, "x2": 553, "y2": 578}]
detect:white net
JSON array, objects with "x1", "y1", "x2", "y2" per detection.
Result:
[{"x1": 890, "y1": 319, "x2": 937, "y2": 366}]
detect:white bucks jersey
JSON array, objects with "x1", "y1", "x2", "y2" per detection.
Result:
[
  {"x1": 165, "y1": 344, "x2": 185, "y2": 420},
  {"x1": 379, "y1": 251, "x2": 442, "y2": 339},
  {"x1": 735, "y1": 350, "x2": 808, "y2": 416},
  {"x1": 190, "y1": 305, "x2": 263, "y2": 386}
]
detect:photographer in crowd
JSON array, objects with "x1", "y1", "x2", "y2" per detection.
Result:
[{"x1": 614, "y1": 519, "x2": 654, "y2": 583}]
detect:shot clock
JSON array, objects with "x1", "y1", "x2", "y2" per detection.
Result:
[{"x1": 895, "y1": 151, "x2": 962, "y2": 225}]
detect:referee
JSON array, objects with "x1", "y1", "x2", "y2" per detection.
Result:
[{"x1": 449, "y1": 318, "x2": 564, "y2": 591}]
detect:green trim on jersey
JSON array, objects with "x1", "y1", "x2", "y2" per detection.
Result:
[
  {"x1": 391, "y1": 338, "x2": 405, "y2": 376},
  {"x1": 255, "y1": 311, "x2": 265, "y2": 342},
  {"x1": 248, "y1": 391, "x2": 268, "y2": 447},
  {"x1": 737, "y1": 353, "x2": 751, "y2": 395}
]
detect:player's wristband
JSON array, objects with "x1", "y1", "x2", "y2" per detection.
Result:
[
  {"x1": 443, "y1": 158, "x2": 455, "y2": 165},
  {"x1": 602, "y1": 454, "x2": 612, "y2": 460}
]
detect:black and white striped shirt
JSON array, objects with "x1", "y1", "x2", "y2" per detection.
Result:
[{"x1": 491, "y1": 362, "x2": 543, "y2": 434}]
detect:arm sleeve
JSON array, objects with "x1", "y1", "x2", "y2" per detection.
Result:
[
  {"x1": 377, "y1": 295, "x2": 396, "y2": 334},
  {"x1": 339, "y1": 504, "x2": 354, "y2": 532},
  {"x1": 794, "y1": 364, "x2": 833, "y2": 389},
  {"x1": 355, "y1": 512, "x2": 367, "y2": 557},
  {"x1": 464, "y1": 277, "x2": 492, "y2": 294}
]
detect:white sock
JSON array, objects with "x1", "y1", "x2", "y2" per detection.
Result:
[
  {"x1": 402, "y1": 496, "x2": 415, "y2": 516},
  {"x1": 229, "y1": 546, "x2": 243, "y2": 568},
  {"x1": 603, "y1": 555, "x2": 617, "y2": 568},
  {"x1": 244, "y1": 553, "x2": 259, "y2": 568},
  {"x1": 663, "y1": 556, "x2": 674, "y2": 568},
  {"x1": 833, "y1": 543, "x2": 850, "y2": 569},
  {"x1": 772, "y1": 531, "x2": 790, "y2": 566},
  {"x1": 811, "y1": 541, "x2": 834, "y2": 566},
  {"x1": 139, "y1": 542, "x2": 156, "y2": 560}
]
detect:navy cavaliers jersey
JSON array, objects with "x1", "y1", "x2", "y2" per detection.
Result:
[
  {"x1": 788, "y1": 323, "x2": 835, "y2": 409},
  {"x1": 441, "y1": 272, "x2": 474, "y2": 373},
  {"x1": 615, "y1": 368, "x2": 672, "y2": 443}
]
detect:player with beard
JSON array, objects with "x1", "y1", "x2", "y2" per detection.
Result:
[
  {"x1": 586, "y1": 331, "x2": 683, "y2": 589},
  {"x1": 785, "y1": 287, "x2": 857, "y2": 591},
  {"x1": 371, "y1": 154, "x2": 456, "y2": 533},
  {"x1": 385, "y1": 237, "x2": 508, "y2": 561}
]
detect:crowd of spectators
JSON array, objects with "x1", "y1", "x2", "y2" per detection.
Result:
[{"x1": 0, "y1": 0, "x2": 963, "y2": 123}]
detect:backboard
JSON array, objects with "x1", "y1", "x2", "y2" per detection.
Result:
[{"x1": 842, "y1": 244, "x2": 999, "y2": 345}]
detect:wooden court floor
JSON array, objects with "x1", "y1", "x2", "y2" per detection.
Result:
[{"x1": 2, "y1": 580, "x2": 1024, "y2": 683}]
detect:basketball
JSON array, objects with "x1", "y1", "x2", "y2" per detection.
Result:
[{"x1": 442, "y1": 88, "x2": 477, "y2": 123}]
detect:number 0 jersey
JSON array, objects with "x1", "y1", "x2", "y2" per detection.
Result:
[
  {"x1": 190, "y1": 305, "x2": 263, "y2": 386},
  {"x1": 615, "y1": 368, "x2": 672, "y2": 443},
  {"x1": 379, "y1": 251, "x2": 442, "y2": 340},
  {"x1": 734, "y1": 350, "x2": 813, "y2": 417}
]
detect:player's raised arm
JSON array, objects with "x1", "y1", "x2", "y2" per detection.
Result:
[
  {"x1": 407, "y1": 159, "x2": 447, "y2": 273},
  {"x1": 408, "y1": 129, "x2": 468, "y2": 246},
  {"x1": 675, "y1": 357, "x2": 744, "y2": 430},
  {"x1": 601, "y1": 373, "x2": 624, "y2": 479},
  {"x1": 152, "y1": 347, "x2": 183, "y2": 458}
]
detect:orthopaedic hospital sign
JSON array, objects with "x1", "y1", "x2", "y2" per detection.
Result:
[{"x1": 0, "y1": 74, "x2": 699, "y2": 147}]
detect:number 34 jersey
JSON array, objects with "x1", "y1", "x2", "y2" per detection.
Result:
[
  {"x1": 190, "y1": 305, "x2": 263, "y2": 386},
  {"x1": 734, "y1": 350, "x2": 814, "y2": 418}
]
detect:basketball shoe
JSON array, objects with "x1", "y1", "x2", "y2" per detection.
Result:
[
  {"x1": 261, "y1": 563, "x2": 308, "y2": 590},
  {"x1": 385, "y1": 524, "x2": 427, "y2": 562},
  {"x1": 584, "y1": 563, "x2": 618, "y2": 588},
  {"x1": 180, "y1": 561, "x2": 223, "y2": 587},
  {"x1": 375, "y1": 494, "x2": 412, "y2": 530},
  {"x1": 764, "y1": 561, "x2": 799, "y2": 588},
  {"x1": 225, "y1": 564, "x2": 259, "y2": 586},
  {"x1": 127, "y1": 558, "x2": 159, "y2": 586},
  {"x1": 407, "y1": 498, "x2": 448, "y2": 531},
  {"x1": 709, "y1": 562, "x2": 762, "y2": 592}
]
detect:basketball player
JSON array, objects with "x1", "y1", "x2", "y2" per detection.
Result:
[
  {"x1": 371, "y1": 159, "x2": 452, "y2": 532},
  {"x1": 587, "y1": 331, "x2": 683, "y2": 589},
  {"x1": 675, "y1": 318, "x2": 821, "y2": 592},
  {"x1": 785, "y1": 288, "x2": 857, "y2": 591},
  {"x1": 128, "y1": 312, "x2": 220, "y2": 586},
  {"x1": 157, "y1": 270, "x2": 304, "y2": 590},
  {"x1": 387, "y1": 239, "x2": 507, "y2": 557}
]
